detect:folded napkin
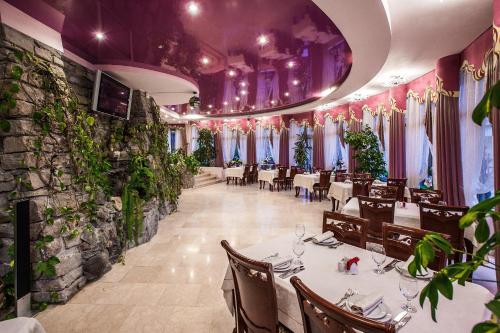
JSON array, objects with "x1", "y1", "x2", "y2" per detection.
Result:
[
  {"x1": 373, "y1": 179, "x2": 383, "y2": 184},
  {"x1": 350, "y1": 293, "x2": 383, "y2": 316},
  {"x1": 303, "y1": 233, "x2": 317, "y2": 241},
  {"x1": 401, "y1": 255, "x2": 430, "y2": 276},
  {"x1": 266, "y1": 255, "x2": 293, "y2": 268},
  {"x1": 313, "y1": 231, "x2": 334, "y2": 243}
]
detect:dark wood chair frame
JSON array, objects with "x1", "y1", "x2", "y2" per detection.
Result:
[
  {"x1": 313, "y1": 170, "x2": 333, "y2": 202},
  {"x1": 272, "y1": 166, "x2": 288, "y2": 192},
  {"x1": 386, "y1": 178, "x2": 407, "y2": 202},
  {"x1": 369, "y1": 185, "x2": 399, "y2": 200},
  {"x1": 357, "y1": 196, "x2": 396, "y2": 245},
  {"x1": 323, "y1": 211, "x2": 368, "y2": 249},
  {"x1": 409, "y1": 188, "x2": 443, "y2": 204}
]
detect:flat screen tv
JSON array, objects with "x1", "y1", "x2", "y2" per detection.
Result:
[{"x1": 91, "y1": 70, "x2": 132, "y2": 120}]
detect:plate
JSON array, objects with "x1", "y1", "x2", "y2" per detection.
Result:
[
  {"x1": 346, "y1": 295, "x2": 392, "y2": 321},
  {"x1": 273, "y1": 260, "x2": 293, "y2": 272},
  {"x1": 313, "y1": 237, "x2": 337, "y2": 246},
  {"x1": 395, "y1": 262, "x2": 432, "y2": 279}
]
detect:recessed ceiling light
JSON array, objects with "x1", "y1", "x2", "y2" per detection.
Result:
[
  {"x1": 270, "y1": 100, "x2": 276, "y2": 105},
  {"x1": 200, "y1": 56, "x2": 210, "y2": 65},
  {"x1": 284, "y1": 92, "x2": 289, "y2": 97},
  {"x1": 240, "y1": 81, "x2": 246, "y2": 87},
  {"x1": 186, "y1": 1, "x2": 200, "y2": 16},
  {"x1": 206, "y1": 111, "x2": 211, "y2": 114},
  {"x1": 257, "y1": 34, "x2": 268, "y2": 46},
  {"x1": 240, "y1": 90, "x2": 247, "y2": 95},
  {"x1": 223, "y1": 101, "x2": 228, "y2": 106},
  {"x1": 287, "y1": 61, "x2": 295, "y2": 68},
  {"x1": 171, "y1": 107, "x2": 175, "y2": 111},
  {"x1": 208, "y1": 104, "x2": 213, "y2": 108},
  {"x1": 227, "y1": 69, "x2": 236, "y2": 77},
  {"x1": 235, "y1": 96, "x2": 240, "y2": 101},
  {"x1": 95, "y1": 32, "x2": 105, "y2": 40},
  {"x1": 230, "y1": 109, "x2": 234, "y2": 113},
  {"x1": 292, "y1": 79, "x2": 300, "y2": 86},
  {"x1": 158, "y1": 44, "x2": 164, "y2": 49},
  {"x1": 251, "y1": 105, "x2": 256, "y2": 110}
]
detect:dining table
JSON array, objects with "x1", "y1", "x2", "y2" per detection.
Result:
[
  {"x1": 327, "y1": 181, "x2": 411, "y2": 210},
  {"x1": 224, "y1": 167, "x2": 245, "y2": 183},
  {"x1": 293, "y1": 173, "x2": 335, "y2": 199},
  {"x1": 258, "y1": 169, "x2": 291, "y2": 190},
  {"x1": 341, "y1": 197, "x2": 478, "y2": 248},
  {"x1": 221, "y1": 233, "x2": 492, "y2": 332}
]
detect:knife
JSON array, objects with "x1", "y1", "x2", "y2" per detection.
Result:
[
  {"x1": 396, "y1": 314, "x2": 411, "y2": 330},
  {"x1": 279, "y1": 265, "x2": 305, "y2": 279},
  {"x1": 383, "y1": 259, "x2": 400, "y2": 272}
]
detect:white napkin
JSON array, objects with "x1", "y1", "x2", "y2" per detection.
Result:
[
  {"x1": 266, "y1": 255, "x2": 293, "y2": 268},
  {"x1": 350, "y1": 293, "x2": 384, "y2": 316},
  {"x1": 401, "y1": 255, "x2": 430, "y2": 277},
  {"x1": 313, "y1": 231, "x2": 334, "y2": 243},
  {"x1": 373, "y1": 179, "x2": 383, "y2": 184}
]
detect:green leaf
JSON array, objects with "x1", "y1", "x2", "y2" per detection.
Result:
[
  {"x1": 86, "y1": 116, "x2": 95, "y2": 126},
  {"x1": 475, "y1": 218, "x2": 490, "y2": 243},
  {"x1": 485, "y1": 299, "x2": 500, "y2": 318},
  {"x1": 434, "y1": 272, "x2": 453, "y2": 300},
  {"x1": 14, "y1": 49, "x2": 24, "y2": 61},
  {"x1": 11, "y1": 65, "x2": 23, "y2": 80},
  {"x1": 459, "y1": 211, "x2": 479, "y2": 229},
  {"x1": 0, "y1": 119, "x2": 11, "y2": 132},
  {"x1": 490, "y1": 81, "x2": 500, "y2": 109},
  {"x1": 9, "y1": 83, "x2": 20, "y2": 94},
  {"x1": 472, "y1": 321, "x2": 500, "y2": 333}
]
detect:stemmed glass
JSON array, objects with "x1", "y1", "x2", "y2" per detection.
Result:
[
  {"x1": 292, "y1": 238, "x2": 305, "y2": 266},
  {"x1": 370, "y1": 243, "x2": 387, "y2": 274},
  {"x1": 399, "y1": 273, "x2": 419, "y2": 313},
  {"x1": 295, "y1": 224, "x2": 305, "y2": 239}
]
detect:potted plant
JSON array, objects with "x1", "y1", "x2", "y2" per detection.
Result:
[
  {"x1": 294, "y1": 125, "x2": 312, "y2": 172},
  {"x1": 193, "y1": 128, "x2": 215, "y2": 167}
]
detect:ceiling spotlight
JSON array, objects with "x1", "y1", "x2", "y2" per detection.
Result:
[
  {"x1": 227, "y1": 69, "x2": 236, "y2": 77},
  {"x1": 240, "y1": 90, "x2": 247, "y2": 95},
  {"x1": 351, "y1": 93, "x2": 367, "y2": 102},
  {"x1": 284, "y1": 92, "x2": 290, "y2": 97},
  {"x1": 200, "y1": 56, "x2": 210, "y2": 65},
  {"x1": 385, "y1": 75, "x2": 406, "y2": 87},
  {"x1": 235, "y1": 96, "x2": 240, "y2": 101},
  {"x1": 251, "y1": 105, "x2": 256, "y2": 110},
  {"x1": 206, "y1": 111, "x2": 211, "y2": 114},
  {"x1": 257, "y1": 34, "x2": 269, "y2": 46},
  {"x1": 230, "y1": 109, "x2": 234, "y2": 113},
  {"x1": 171, "y1": 107, "x2": 175, "y2": 111},
  {"x1": 158, "y1": 44, "x2": 164, "y2": 49},
  {"x1": 94, "y1": 31, "x2": 105, "y2": 40},
  {"x1": 240, "y1": 81, "x2": 246, "y2": 87},
  {"x1": 223, "y1": 101, "x2": 228, "y2": 106},
  {"x1": 292, "y1": 79, "x2": 300, "y2": 86},
  {"x1": 186, "y1": 1, "x2": 200, "y2": 16},
  {"x1": 270, "y1": 100, "x2": 276, "y2": 105},
  {"x1": 208, "y1": 104, "x2": 213, "y2": 108},
  {"x1": 287, "y1": 61, "x2": 295, "y2": 68}
]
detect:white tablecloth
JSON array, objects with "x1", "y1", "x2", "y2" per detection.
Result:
[
  {"x1": 225, "y1": 167, "x2": 245, "y2": 179},
  {"x1": 258, "y1": 169, "x2": 291, "y2": 184},
  {"x1": 293, "y1": 174, "x2": 335, "y2": 192},
  {"x1": 341, "y1": 198, "x2": 477, "y2": 247},
  {"x1": 221, "y1": 234, "x2": 492, "y2": 332},
  {"x1": 0, "y1": 318, "x2": 46, "y2": 333},
  {"x1": 328, "y1": 181, "x2": 411, "y2": 209}
]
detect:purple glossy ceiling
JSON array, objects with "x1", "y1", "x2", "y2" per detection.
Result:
[{"x1": 8, "y1": 0, "x2": 352, "y2": 116}]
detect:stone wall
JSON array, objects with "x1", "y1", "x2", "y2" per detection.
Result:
[{"x1": 0, "y1": 24, "x2": 176, "y2": 306}]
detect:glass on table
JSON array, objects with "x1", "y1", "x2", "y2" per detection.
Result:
[
  {"x1": 399, "y1": 273, "x2": 419, "y2": 313},
  {"x1": 367, "y1": 242, "x2": 386, "y2": 274},
  {"x1": 295, "y1": 224, "x2": 305, "y2": 239},
  {"x1": 292, "y1": 238, "x2": 305, "y2": 266}
]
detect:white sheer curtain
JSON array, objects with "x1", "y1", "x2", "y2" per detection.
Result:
[
  {"x1": 307, "y1": 126, "x2": 314, "y2": 170},
  {"x1": 289, "y1": 121, "x2": 300, "y2": 166},
  {"x1": 383, "y1": 115, "x2": 390, "y2": 170},
  {"x1": 406, "y1": 98, "x2": 430, "y2": 188},
  {"x1": 431, "y1": 103, "x2": 438, "y2": 189},
  {"x1": 175, "y1": 129, "x2": 183, "y2": 151},
  {"x1": 324, "y1": 117, "x2": 338, "y2": 170},
  {"x1": 230, "y1": 129, "x2": 237, "y2": 161},
  {"x1": 271, "y1": 128, "x2": 280, "y2": 164},
  {"x1": 255, "y1": 123, "x2": 268, "y2": 164},
  {"x1": 363, "y1": 109, "x2": 376, "y2": 130},
  {"x1": 222, "y1": 124, "x2": 233, "y2": 163},
  {"x1": 459, "y1": 71, "x2": 487, "y2": 206},
  {"x1": 191, "y1": 126, "x2": 199, "y2": 153},
  {"x1": 240, "y1": 132, "x2": 247, "y2": 164},
  {"x1": 338, "y1": 121, "x2": 349, "y2": 170}
]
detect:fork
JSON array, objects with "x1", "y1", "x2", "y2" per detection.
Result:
[
  {"x1": 335, "y1": 288, "x2": 354, "y2": 305},
  {"x1": 396, "y1": 314, "x2": 412, "y2": 330},
  {"x1": 329, "y1": 242, "x2": 344, "y2": 249}
]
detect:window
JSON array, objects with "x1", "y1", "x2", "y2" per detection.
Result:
[{"x1": 477, "y1": 120, "x2": 494, "y2": 201}]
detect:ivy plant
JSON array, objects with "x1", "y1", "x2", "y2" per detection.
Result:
[
  {"x1": 193, "y1": 128, "x2": 215, "y2": 166},
  {"x1": 345, "y1": 125, "x2": 387, "y2": 179}
]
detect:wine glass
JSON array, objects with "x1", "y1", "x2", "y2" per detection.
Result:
[
  {"x1": 370, "y1": 243, "x2": 386, "y2": 274},
  {"x1": 292, "y1": 238, "x2": 305, "y2": 266},
  {"x1": 399, "y1": 273, "x2": 419, "y2": 313},
  {"x1": 295, "y1": 224, "x2": 305, "y2": 239}
]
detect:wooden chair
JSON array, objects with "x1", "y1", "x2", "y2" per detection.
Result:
[
  {"x1": 335, "y1": 169, "x2": 347, "y2": 175},
  {"x1": 382, "y1": 224, "x2": 449, "y2": 271},
  {"x1": 387, "y1": 178, "x2": 407, "y2": 202},
  {"x1": 241, "y1": 164, "x2": 251, "y2": 186},
  {"x1": 419, "y1": 203, "x2": 469, "y2": 263},
  {"x1": 335, "y1": 172, "x2": 352, "y2": 183},
  {"x1": 352, "y1": 178, "x2": 373, "y2": 198},
  {"x1": 409, "y1": 188, "x2": 443, "y2": 204},
  {"x1": 369, "y1": 185, "x2": 398, "y2": 200},
  {"x1": 323, "y1": 211, "x2": 368, "y2": 249},
  {"x1": 248, "y1": 164, "x2": 258, "y2": 184},
  {"x1": 272, "y1": 166, "x2": 287, "y2": 192},
  {"x1": 313, "y1": 170, "x2": 333, "y2": 202},
  {"x1": 290, "y1": 276, "x2": 396, "y2": 333},
  {"x1": 358, "y1": 196, "x2": 396, "y2": 245},
  {"x1": 354, "y1": 172, "x2": 371, "y2": 179},
  {"x1": 286, "y1": 166, "x2": 297, "y2": 190},
  {"x1": 221, "y1": 240, "x2": 279, "y2": 333}
]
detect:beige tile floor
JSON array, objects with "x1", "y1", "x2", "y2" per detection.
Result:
[{"x1": 36, "y1": 182, "x2": 329, "y2": 332}]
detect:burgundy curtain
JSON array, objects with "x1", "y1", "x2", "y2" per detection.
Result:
[
  {"x1": 279, "y1": 128, "x2": 289, "y2": 167},
  {"x1": 338, "y1": 119, "x2": 345, "y2": 148},
  {"x1": 214, "y1": 132, "x2": 224, "y2": 167},
  {"x1": 313, "y1": 126, "x2": 325, "y2": 170},
  {"x1": 388, "y1": 110, "x2": 406, "y2": 178},
  {"x1": 348, "y1": 121, "x2": 362, "y2": 173},
  {"x1": 424, "y1": 90, "x2": 433, "y2": 144},
  {"x1": 377, "y1": 114, "x2": 385, "y2": 148},
  {"x1": 247, "y1": 130, "x2": 256, "y2": 164}
]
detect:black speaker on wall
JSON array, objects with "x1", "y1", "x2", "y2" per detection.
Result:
[{"x1": 15, "y1": 200, "x2": 31, "y2": 316}]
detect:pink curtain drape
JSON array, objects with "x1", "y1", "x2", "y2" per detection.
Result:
[
  {"x1": 214, "y1": 132, "x2": 224, "y2": 167},
  {"x1": 313, "y1": 125, "x2": 325, "y2": 170},
  {"x1": 279, "y1": 128, "x2": 289, "y2": 167},
  {"x1": 348, "y1": 121, "x2": 362, "y2": 173},
  {"x1": 247, "y1": 130, "x2": 256, "y2": 164},
  {"x1": 389, "y1": 110, "x2": 406, "y2": 178}
]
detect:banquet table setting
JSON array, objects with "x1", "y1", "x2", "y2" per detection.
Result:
[
  {"x1": 258, "y1": 169, "x2": 291, "y2": 186},
  {"x1": 224, "y1": 166, "x2": 245, "y2": 179},
  {"x1": 293, "y1": 172, "x2": 335, "y2": 193},
  {"x1": 221, "y1": 233, "x2": 492, "y2": 333}
]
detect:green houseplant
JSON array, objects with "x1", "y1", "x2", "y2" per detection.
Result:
[
  {"x1": 294, "y1": 125, "x2": 312, "y2": 171},
  {"x1": 410, "y1": 80, "x2": 500, "y2": 332},
  {"x1": 344, "y1": 125, "x2": 387, "y2": 179},
  {"x1": 193, "y1": 128, "x2": 215, "y2": 166}
]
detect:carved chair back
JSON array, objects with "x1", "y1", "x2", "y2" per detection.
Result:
[
  {"x1": 323, "y1": 211, "x2": 368, "y2": 249},
  {"x1": 319, "y1": 170, "x2": 333, "y2": 187},
  {"x1": 358, "y1": 196, "x2": 396, "y2": 240},
  {"x1": 354, "y1": 173, "x2": 371, "y2": 179},
  {"x1": 370, "y1": 185, "x2": 398, "y2": 200},
  {"x1": 335, "y1": 172, "x2": 352, "y2": 183},
  {"x1": 277, "y1": 166, "x2": 287, "y2": 180},
  {"x1": 221, "y1": 240, "x2": 278, "y2": 333},
  {"x1": 409, "y1": 188, "x2": 443, "y2": 204},
  {"x1": 352, "y1": 178, "x2": 373, "y2": 197},
  {"x1": 290, "y1": 277, "x2": 396, "y2": 333},
  {"x1": 386, "y1": 178, "x2": 407, "y2": 202}
]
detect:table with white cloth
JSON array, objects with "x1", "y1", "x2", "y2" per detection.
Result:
[
  {"x1": 327, "y1": 181, "x2": 411, "y2": 210},
  {"x1": 341, "y1": 197, "x2": 478, "y2": 248},
  {"x1": 221, "y1": 233, "x2": 492, "y2": 332},
  {"x1": 258, "y1": 169, "x2": 291, "y2": 190},
  {"x1": 224, "y1": 167, "x2": 245, "y2": 183},
  {"x1": 293, "y1": 173, "x2": 335, "y2": 199},
  {"x1": 0, "y1": 317, "x2": 46, "y2": 333}
]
